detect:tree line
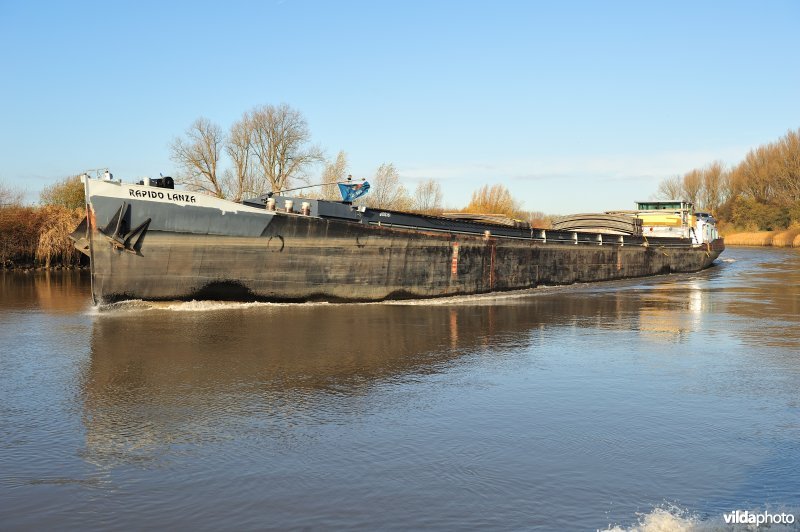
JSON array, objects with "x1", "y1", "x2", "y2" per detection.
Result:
[
  {"x1": 655, "y1": 128, "x2": 800, "y2": 230},
  {"x1": 170, "y1": 104, "x2": 451, "y2": 213},
  {"x1": 170, "y1": 103, "x2": 538, "y2": 219}
]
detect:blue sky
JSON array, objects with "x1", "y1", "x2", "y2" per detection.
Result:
[{"x1": 1, "y1": 0, "x2": 797, "y2": 213}]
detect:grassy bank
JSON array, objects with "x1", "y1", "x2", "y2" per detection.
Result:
[{"x1": 724, "y1": 226, "x2": 800, "y2": 247}]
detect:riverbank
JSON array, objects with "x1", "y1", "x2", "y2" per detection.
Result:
[
  {"x1": 1, "y1": 262, "x2": 88, "y2": 272},
  {"x1": 724, "y1": 226, "x2": 800, "y2": 247}
]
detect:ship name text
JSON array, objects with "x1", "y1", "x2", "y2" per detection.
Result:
[{"x1": 129, "y1": 189, "x2": 197, "y2": 203}]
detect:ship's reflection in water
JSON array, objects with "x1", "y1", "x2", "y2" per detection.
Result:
[
  {"x1": 83, "y1": 296, "x2": 648, "y2": 466},
  {"x1": 3, "y1": 247, "x2": 799, "y2": 530},
  {"x1": 86, "y1": 288, "x2": 716, "y2": 472}
]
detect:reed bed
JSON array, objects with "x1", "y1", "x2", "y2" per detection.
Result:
[
  {"x1": 36, "y1": 206, "x2": 84, "y2": 267},
  {"x1": 772, "y1": 226, "x2": 800, "y2": 247},
  {"x1": 724, "y1": 226, "x2": 800, "y2": 247},
  {"x1": 1, "y1": 206, "x2": 43, "y2": 265},
  {"x1": 0, "y1": 205, "x2": 84, "y2": 268}
]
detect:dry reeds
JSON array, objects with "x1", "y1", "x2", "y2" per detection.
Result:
[
  {"x1": 771, "y1": 226, "x2": 800, "y2": 247},
  {"x1": 0, "y1": 204, "x2": 84, "y2": 268},
  {"x1": 724, "y1": 231, "x2": 775, "y2": 246},
  {"x1": 0, "y1": 206, "x2": 43, "y2": 265},
  {"x1": 724, "y1": 225, "x2": 800, "y2": 247},
  {"x1": 35, "y1": 206, "x2": 84, "y2": 267}
]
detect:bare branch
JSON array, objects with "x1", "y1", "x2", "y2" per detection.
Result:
[
  {"x1": 247, "y1": 103, "x2": 324, "y2": 193},
  {"x1": 365, "y1": 163, "x2": 411, "y2": 210},
  {"x1": 224, "y1": 114, "x2": 255, "y2": 201},
  {"x1": 170, "y1": 117, "x2": 225, "y2": 198},
  {"x1": 315, "y1": 151, "x2": 348, "y2": 200},
  {"x1": 411, "y1": 178, "x2": 444, "y2": 214},
  {"x1": 465, "y1": 184, "x2": 522, "y2": 218},
  {"x1": 0, "y1": 181, "x2": 24, "y2": 206},
  {"x1": 656, "y1": 176, "x2": 683, "y2": 201}
]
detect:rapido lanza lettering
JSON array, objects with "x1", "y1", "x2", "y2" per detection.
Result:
[{"x1": 129, "y1": 189, "x2": 197, "y2": 203}]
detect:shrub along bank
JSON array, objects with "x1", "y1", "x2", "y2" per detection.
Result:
[
  {"x1": 0, "y1": 175, "x2": 86, "y2": 270},
  {"x1": 0, "y1": 205, "x2": 86, "y2": 269}
]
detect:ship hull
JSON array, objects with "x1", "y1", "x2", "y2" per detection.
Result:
[{"x1": 80, "y1": 179, "x2": 723, "y2": 304}]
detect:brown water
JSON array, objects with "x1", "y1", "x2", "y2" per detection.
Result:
[{"x1": 1, "y1": 247, "x2": 799, "y2": 530}]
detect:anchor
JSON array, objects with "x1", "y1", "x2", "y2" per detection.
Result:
[{"x1": 99, "y1": 202, "x2": 151, "y2": 255}]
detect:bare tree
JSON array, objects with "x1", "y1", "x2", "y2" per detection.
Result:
[
  {"x1": 651, "y1": 128, "x2": 800, "y2": 229},
  {"x1": 658, "y1": 163, "x2": 730, "y2": 213},
  {"x1": 365, "y1": 163, "x2": 411, "y2": 210},
  {"x1": 733, "y1": 145, "x2": 774, "y2": 203},
  {"x1": 466, "y1": 184, "x2": 522, "y2": 217},
  {"x1": 656, "y1": 175, "x2": 684, "y2": 200},
  {"x1": 699, "y1": 161, "x2": 726, "y2": 212},
  {"x1": 224, "y1": 115, "x2": 255, "y2": 202},
  {"x1": 526, "y1": 211, "x2": 554, "y2": 228},
  {"x1": 318, "y1": 151, "x2": 349, "y2": 200},
  {"x1": 170, "y1": 118, "x2": 225, "y2": 198},
  {"x1": 1, "y1": 181, "x2": 23, "y2": 206},
  {"x1": 774, "y1": 129, "x2": 800, "y2": 203},
  {"x1": 411, "y1": 178, "x2": 443, "y2": 214},
  {"x1": 248, "y1": 104, "x2": 324, "y2": 193},
  {"x1": 682, "y1": 169, "x2": 703, "y2": 205}
]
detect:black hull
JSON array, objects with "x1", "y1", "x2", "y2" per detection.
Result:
[{"x1": 81, "y1": 179, "x2": 724, "y2": 304}]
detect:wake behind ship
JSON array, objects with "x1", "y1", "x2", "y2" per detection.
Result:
[{"x1": 71, "y1": 174, "x2": 724, "y2": 304}]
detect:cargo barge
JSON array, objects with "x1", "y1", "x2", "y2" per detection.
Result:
[{"x1": 71, "y1": 175, "x2": 724, "y2": 304}]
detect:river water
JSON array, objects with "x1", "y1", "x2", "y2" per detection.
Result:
[{"x1": 1, "y1": 247, "x2": 798, "y2": 531}]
